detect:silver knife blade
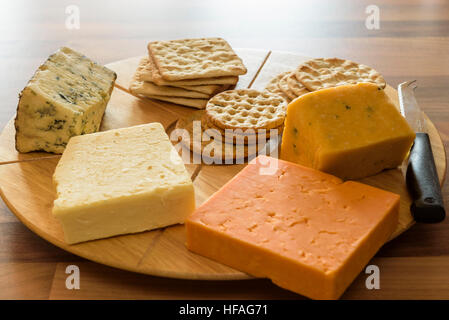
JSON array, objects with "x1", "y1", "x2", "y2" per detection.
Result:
[{"x1": 398, "y1": 80, "x2": 425, "y2": 133}]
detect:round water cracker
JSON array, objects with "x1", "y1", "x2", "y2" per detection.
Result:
[
  {"x1": 265, "y1": 71, "x2": 289, "y2": 92},
  {"x1": 295, "y1": 57, "x2": 386, "y2": 91},
  {"x1": 202, "y1": 116, "x2": 283, "y2": 145},
  {"x1": 174, "y1": 110, "x2": 266, "y2": 162},
  {"x1": 205, "y1": 89, "x2": 287, "y2": 131},
  {"x1": 278, "y1": 73, "x2": 297, "y2": 100},
  {"x1": 204, "y1": 118, "x2": 282, "y2": 139},
  {"x1": 265, "y1": 71, "x2": 291, "y2": 102},
  {"x1": 203, "y1": 118, "x2": 257, "y2": 145},
  {"x1": 286, "y1": 72, "x2": 310, "y2": 97}
]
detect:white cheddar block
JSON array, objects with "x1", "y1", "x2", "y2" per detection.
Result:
[{"x1": 52, "y1": 122, "x2": 195, "y2": 244}]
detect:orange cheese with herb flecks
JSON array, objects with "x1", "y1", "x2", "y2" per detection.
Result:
[
  {"x1": 280, "y1": 82, "x2": 415, "y2": 180},
  {"x1": 186, "y1": 155, "x2": 399, "y2": 299}
]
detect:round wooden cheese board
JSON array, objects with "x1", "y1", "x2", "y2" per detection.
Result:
[{"x1": 0, "y1": 50, "x2": 446, "y2": 280}]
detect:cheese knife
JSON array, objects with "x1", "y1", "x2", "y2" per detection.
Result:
[{"x1": 398, "y1": 80, "x2": 445, "y2": 223}]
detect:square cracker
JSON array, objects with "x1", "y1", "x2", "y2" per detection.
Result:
[
  {"x1": 177, "y1": 83, "x2": 231, "y2": 95},
  {"x1": 141, "y1": 56, "x2": 238, "y2": 86},
  {"x1": 148, "y1": 38, "x2": 247, "y2": 81},
  {"x1": 133, "y1": 58, "x2": 225, "y2": 95},
  {"x1": 129, "y1": 73, "x2": 210, "y2": 99},
  {"x1": 177, "y1": 83, "x2": 220, "y2": 95},
  {"x1": 141, "y1": 95, "x2": 208, "y2": 109}
]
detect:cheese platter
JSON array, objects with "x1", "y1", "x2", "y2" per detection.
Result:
[{"x1": 0, "y1": 45, "x2": 446, "y2": 296}]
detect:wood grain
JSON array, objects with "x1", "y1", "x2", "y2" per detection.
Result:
[
  {"x1": 0, "y1": 262, "x2": 57, "y2": 299},
  {"x1": 47, "y1": 257, "x2": 449, "y2": 300},
  {"x1": 48, "y1": 262, "x2": 298, "y2": 300}
]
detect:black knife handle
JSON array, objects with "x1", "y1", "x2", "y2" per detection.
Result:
[{"x1": 406, "y1": 132, "x2": 445, "y2": 223}]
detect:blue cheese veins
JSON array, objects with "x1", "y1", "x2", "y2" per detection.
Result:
[{"x1": 14, "y1": 47, "x2": 117, "y2": 153}]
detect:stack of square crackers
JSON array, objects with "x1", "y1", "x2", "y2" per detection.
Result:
[{"x1": 129, "y1": 38, "x2": 247, "y2": 109}]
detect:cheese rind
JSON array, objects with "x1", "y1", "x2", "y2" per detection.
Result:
[
  {"x1": 186, "y1": 155, "x2": 399, "y2": 299},
  {"x1": 53, "y1": 123, "x2": 195, "y2": 244},
  {"x1": 280, "y1": 83, "x2": 416, "y2": 179},
  {"x1": 15, "y1": 47, "x2": 117, "y2": 154}
]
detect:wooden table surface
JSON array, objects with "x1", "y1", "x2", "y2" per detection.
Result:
[{"x1": 1, "y1": 0, "x2": 449, "y2": 300}]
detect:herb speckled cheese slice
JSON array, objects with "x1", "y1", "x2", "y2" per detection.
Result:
[
  {"x1": 280, "y1": 83, "x2": 415, "y2": 180},
  {"x1": 14, "y1": 47, "x2": 117, "y2": 154}
]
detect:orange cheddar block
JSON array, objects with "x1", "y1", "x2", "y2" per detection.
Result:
[
  {"x1": 186, "y1": 155, "x2": 399, "y2": 299},
  {"x1": 281, "y1": 82, "x2": 415, "y2": 180}
]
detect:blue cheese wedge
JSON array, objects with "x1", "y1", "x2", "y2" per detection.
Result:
[
  {"x1": 15, "y1": 47, "x2": 117, "y2": 153},
  {"x1": 52, "y1": 122, "x2": 195, "y2": 244}
]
